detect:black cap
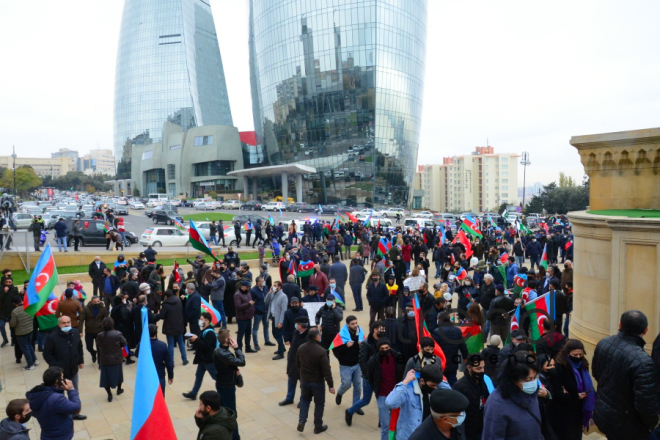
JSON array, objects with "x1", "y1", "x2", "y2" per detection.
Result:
[
  {"x1": 290, "y1": 297, "x2": 300, "y2": 303},
  {"x1": 511, "y1": 330, "x2": 525, "y2": 340},
  {"x1": 309, "y1": 285, "x2": 318, "y2": 291},
  {"x1": 495, "y1": 284, "x2": 504, "y2": 292},
  {"x1": 429, "y1": 389, "x2": 469, "y2": 413},
  {"x1": 294, "y1": 316, "x2": 309, "y2": 324}
]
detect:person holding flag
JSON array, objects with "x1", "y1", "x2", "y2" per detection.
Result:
[
  {"x1": 331, "y1": 316, "x2": 364, "y2": 411},
  {"x1": 182, "y1": 312, "x2": 220, "y2": 401}
]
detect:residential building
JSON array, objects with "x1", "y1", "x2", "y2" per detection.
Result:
[
  {"x1": 417, "y1": 147, "x2": 519, "y2": 212},
  {"x1": 79, "y1": 149, "x2": 115, "y2": 176},
  {"x1": 248, "y1": 0, "x2": 428, "y2": 207},
  {"x1": 51, "y1": 148, "x2": 79, "y2": 171},
  {"x1": 0, "y1": 156, "x2": 72, "y2": 178},
  {"x1": 114, "y1": 0, "x2": 233, "y2": 163}
]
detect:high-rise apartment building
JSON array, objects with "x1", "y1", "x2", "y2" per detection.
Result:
[
  {"x1": 79, "y1": 149, "x2": 116, "y2": 176},
  {"x1": 418, "y1": 147, "x2": 519, "y2": 212},
  {"x1": 248, "y1": 0, "x2": 428, "y2": 208},
  {"x1": 114, "y1": 0, "x2": 233, "y2": 162},
  {"x1": 51, "y1": 148, "x2": 79, "y2": 171}
]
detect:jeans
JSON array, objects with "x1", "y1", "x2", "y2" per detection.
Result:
[
  {"x1": 563, "y1": 314, "x2": 570, "y2": 337},
  {"x1": 166, "y1": 334, "x2": 188, "y2": 362},
  {"x1": 216, "y1": 387, "x2": 240, "y2": 440},
  {"x1": 434, "y1": 261, "x2": 442, "y2": 278},
  {"x1": 272, "y1": 320, "x2": 285, "y2": 355},
  {"x1": 445, "y1": 371, "x2": 458, "y2": 386},
  {"x1": 404, "y1": 261, "x2": 411, "y2": 272},
  {"x1": 0, "y1": 319, "x2": 7, "y2": 343},
  {"x1": 120, "y1": 231, "x2": 127, "y2": 246},
  {"x1": 337, "y1": 364, "x2": 361, "y2": 405},
  {"x1": 351, "y1": 284, "x2": 363, "y2": 311},
  {"x1": 252, "y1": 314, "x2": 270, "y2": 346},
  {"x1": 210, "y1": 235, "x2": 219, "y2": 245},
  {"x1": 376, "y1": 396, "x2": 390, "y2": 440},
  {"x1": 299, "y1": 382, "x2": 326, "y2": 429},
  {"x1": 236, "y1": 319, "x2": 253, "y2": 350},
  {"x1": 515, "y1": 256, "x2": 524, "y2": 267},
  {"x1": 191, "y1": 362, "x2": 218, "y2": 395},
  {"x1": 212, "y1": 300, "x2": 227, "y2": 328},
  {"x1": 347, "y1": 375, "x2": 373, "y2": 415},
  {"x1": 369, "y1": 306, "x2": 384, "y2": 327},
  {"x1": 529, "y1": 256, "x2": 540, "y2": 270},
  {"x1": 56, "y1": 236, "x2": 67, "y2": 252},
  {"x1": 17, "y1": 334, "x2": 35, "y2": 367},
  {"x1": 285, "y1": 376, "x2": 298, "y2": 402}
]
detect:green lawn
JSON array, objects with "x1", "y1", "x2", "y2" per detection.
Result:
[
  {"x1": 587, "y1": 209, "x2": 660, "y2": 218},
  {"x1": 183, "y1": 213, "x2": 235, "y2": 222}
]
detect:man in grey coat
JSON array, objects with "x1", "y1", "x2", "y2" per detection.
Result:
[
  {"x1": 329, "y1": 255, "x2": 348, "y2": 292},
  {"x1": 209, "y1": 272, "x2": 227, "y2": 329},
  {"x1": 266, "y1": 281, "x2": 289, "y2": 360}
]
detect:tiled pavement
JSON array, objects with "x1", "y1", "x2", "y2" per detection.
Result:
[{"x1": 0, "y1": 259, "x2": 604, "y2": 439}]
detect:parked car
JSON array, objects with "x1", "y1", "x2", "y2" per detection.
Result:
[
  {"x1": 114, "y1": 204, "x2": 129, "y2": 215},
  {"x1": 193, "y1": 221, "x2": 244, "y2": 246},
  {"x1": 195, "y1": 202, "x2": 215, "y2": 211},
  {"x1": 286, "y1": 202, "x2": 315, "y2": 213},
  {"x1": 55, "y1": 218, "x2": 137, "y2": 247},
  {"x1": 193, "y1": 198, "x2": 211, "y2": 208},
  {"x1": 316, "y1": 205, "x2": 338, "y2": 214},
  {"x1": 152, "y1": 210, "x2": 184, "y2": 226},
  {"x1": 139, "y1": 227, "x2": 189, "y2": 247},
  {"x1": 221, "y1": 200, "x2": 242, "y2": 209},
  {"x1": 263, "y1": 201, "x2": 286, "y2": 212},
  {"x1": 413, "y1": 211, "x2": 434, "y2": 219},
  {"x1": 130, "y1": 201, "x2": 145, "y2": 209},
  {"x1": 180, "y1": 199, "x2": 194, "y2": 208},
  {"x1": 145, "y1": 206, "x2": 165, "y2": 218},
  {"x1": 404, "y1": 218, "x2": 437, "y2": 231},
  {"x1": 240, "y1": 200, "x2": 263, "y2": 211},
  {"x1": 354, "y1": 213, "x2": 392, "y2": 226},
  {"x1": 379, "y1": 207, "x2": 406, "y2": 218},
  {"x1": 12, "y1": 213, "x2": 33, "y2": 229}
]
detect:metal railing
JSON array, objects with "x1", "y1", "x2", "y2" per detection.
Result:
[{"x1": 0, "y1": 230, "x2": 31, "y2": 273}]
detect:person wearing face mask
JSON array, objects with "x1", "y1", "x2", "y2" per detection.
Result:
[
  {"x1": 78, "y1": 295, "x2": 109, "y2": 364},
  {"x1": 525, "y1": 236, "x2": 543, "y2": 271},
  {"x1": 233, "y1": 281, "x2": 257, "y2": 353},
  {"x1": 404, "y1": 337, "x2": 444, "y2": 373},
  {"x1": 249, "y1": 276, "x2": 272, "y2": 351},
  {"x1": 183, "y1": 312, "x2": 220, "y2": 400},
  {"x1": 385, "y1": 364, "x2": 449, "y2": 440},
  {"x1": 56, "y1": 289, "x2": 83, "y2": 330},
  {"x1": 366, "y1": 272, "x2": 388, "y2": 327},
  {"x1": 482, "y1": 351, "x2": 544, "y2": 440},
  {"x1": 432, "y1": 312, "x2": 468, "y2": 387},
  {"x1": 0, "y1": 399, "x2": 32, "y2": 439},
  {"x1": 453, "y1": 353, "x2": 493, "y2": 440},
  {"x1": 408, "y1": 388, "x2": 470, "y2": 440},
  {"x1": 399, "y1": 299, "x2": 419, "y2": 359},
  {"x1": 309, "y1": 264, "x2": 329, "y2": 299},
  {"x1": 366, "y1": 338, "x2": 405, "y2": 440},
  {"x1": 455, "y1": 278, "x2": 478, "y2": 312},
  {"x1": 279, "y1": 316, "x2": 310, "y2": 407},
  {"x1": 315, "y1": 294, "x2": 344, "y2": 350},
  {"x1": 282, "y1": 297, "x2": 309, "y2": 345},
  {"x1": 265, "y1": 281, "x2": 288, "y2": 360},
  {"x1": 110, "y1": 295, "x2": 135, "y2": 365}
]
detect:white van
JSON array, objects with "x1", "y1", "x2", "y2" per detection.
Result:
[
  {"x1": 148, "y1": 193, "x2": 169, "y2": 203},
  {"x1": 404, "y1": 218, "x2": 437, "y2": 231}
]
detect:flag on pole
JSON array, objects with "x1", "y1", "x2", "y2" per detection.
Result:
[
  {"x1": 389, "y1": 408, "x2": 401, "y2": 440},
  {"x1": 487, "y1": 213, "x2": 495, "y2": 225},
  {"x1": 438, "y1": 224, "x2": 446, "y2": 243},
  {"x1": 460, "y1": 322, "x2": 484, "y2": 355},
  {"x1": 524, "y1": 292, "x2": 555, "y2": 345},
  {"x1": 513, "y1": 273, "x2": 527, "y2": 296},
  {"x1": 130, "y1": 308, "x2": 176, "y2": 439},
  {"x1": 517, "y1": 221, "x2": 531, "y2": 236},
  {"x1": 173, "y1": 218, "x2": 186, "y2": 231},
  {"x1": 499, "y1": 252, "x2": 509, "y2": 264},
  {"x1": 501, "y1": 208, "x2": 509, "y2": 222},
  {"x1": 298, "y1": 260, "x2": 315, "y2": 277},
  {"x1": 24, "y1": 243, "x2": 59, "y2": 315},
  {"x1": 336, "y1": 211, "x2": 348, "y2": 222},
  {"x1": 497, "y1": 264, "x2": 508, "y2": 288},
  {"x1": 188, "y1": 220, "x2": 216, "y2": 260},
  {"x1": 453, "y1": 229, "x2": 473, "y2": 258},
  {"x1": 200, "y1": 298, "x2": 222, "y2": 325},
  {"x1": 328, "y1": 323, "x2": 365, "y2": 350},
  {"x1": 332, "y1": 290, "x2": 345, "y2": 306},
  {"x1": 34, "y1": 294, "x2": 59, "y2": 330},
  {"x1": 540, "y1": 244, "x2": 548, "y2": 270},
  {"x1": 346, "y1": 211, "x2": 358, "y2": 223},
  {"x1": 173, "y1": 260, "x2": 182, "y2": 284},
  {"x1": 364, "y1": 210, "x2": 373, "y2": 227},
  {"x1": 268, "y1": 214, "x2": 275, "y2": 225},
  {"x1": 287, "y1": 259, "x2": 297, "y2": 278},
  {"x1": 460, "y1": 215, "x2": 483, "y2": 238},
  {"x1": 413, "y1": 293, "x2": 446, "y2": 368},
  {"x1": 378, "y1": 237, "x2": 391, "y2": 257},
  {"x1": 279, "y1": 207, "x2": 284, "y2": 217}
]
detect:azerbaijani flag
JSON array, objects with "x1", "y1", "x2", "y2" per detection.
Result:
[
  {"x1": 298, "y1": 260, "x2": 314, "y2": 277},
  {"x1": 461, "y1": 215, "x2": 482, "y2": 239},
  {"x1": 413, "y1": 293, "x2": 446, "y2": 368},
  {"x1": 346, "y1": 211, "x2": 358, "y2": 223},
  {"x1": 130, "y1": 308, "x2": 176, "y2": 440},
  {"x1": 497, "y1": 264, "x2": 508, "y2": 288},
  {"x1": 513, "y1": 273, "x2": 527, "y2": 296},
  {"x1": 455, "y1": 267, "x2": 467, "y2": 281},
  {"x1": 364, "y1": 210, "x2": 373, "y2": 227},
  {"x1": 201, "y1": 297, "x2": 222, "y2": 325},
  {"x1": 337, "y1": 211, "x2": 348, "y2": 222},
  {"x1": 328, "y1": 323, "x2": 365, "y2": 350},
  {"x1": 525, "y1": 292, "x2": 555, "y2": 343},
  {"x1": 378, "y1": 237, "x2": 391, "y2": 257},
  {"x1": 460, "y1": 322, "x2": 484, "y2": 355},
  {"x1": 389, "y1": 408, "x2": 401, "y2": 440},
  {"x1": 438, "y1": 224, "x2": 446, "y2": 243},
  {"x1": 173, "y1": 260, "x2": 182, "y2": 284},
  {"x1": 24, "y1": 243, "x2": 59, "y2": 316},
  {"x1": 453, "y1": 229, "x2": 473, "y2": 258},
  {"x1": 499, "y1": 252, "x2": 509, "y2": 264},
  {"x1": 331, "y1": 289, "x2": 345, "y2": 306},
  {"x1": 173, "y1": 217, "x2": 185, "y2": 231},
  {"x1": 540, "y1": 244, "x2": 548, "y2": 270},
  {"x1": 268, "y1": 214, "x2": 275, "y2": 225},
  {"x1": 510, "y1": 304, "x2": 521, "y2": 332},
  {"x1": 188, "y1": 220, "x2": 216, "y2": 260},
  {"x1": 487, "y1": 213, "x2": 495, "y2": 225},
  {"x1": 287, "y1": 259, "x2": 297, "y2": 278},
  {"x1": 34, "y1": 294, "x2": 59, "y2": 330},
  {"x1": 555, "y1": 219, "x2": 564, "y2": 226}
]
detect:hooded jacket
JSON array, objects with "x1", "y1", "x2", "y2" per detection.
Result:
[
  {"x1": 26, "y1": 386, "x2": 81, "y2": 440},
  {"x1": 0, "y1": 418, "x2": 30, "y2": 440},
  {"x1": 195, "y1": 407, "x2": 237, "y2": 440}
]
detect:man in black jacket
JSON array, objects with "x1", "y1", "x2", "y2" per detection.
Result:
[
  {"x1": 433, "y1": 315, "x2": 468, "y2": 387},
  {"x1": 367, "y1": 338, "x2": 405, "y2": 440},
  {"x1": 87, "y1": 256, "x2": 107, "y2": 297},
  {"x1": 333, "y1": 315, "x2": 362, "y2": 409},
  {"x1": 213, "y1": 329, "x2": 245, "y2": 440},
  {"x1": 43, "y1": 316, "x2": 87, "y2": 420},
  {"x1": 184, "y1": 282, "x2": 202, "y2": 335},
  {"x1": 143, "y1": 324, "x2": 174, "y2": 396},
  {"x1": 452, "y1": 353, "x2": 490, "y2": 440},
  {"x1": 282, "y1": 297, "x2": 308, "y2": 344},
  {"x1": 487, "y1": 284, "x2": 514, "y2": 341},
  {"x1": 183, "y1": 312, "x2": 219, "y2": 400},
  {"x1": 593, "y1": 310, "x2": 659, "y2": 439},
  {"x1": 366, "y1": 272, "x2": 388, "y2": 327},
  {"x1": 280, "y1": 317, "x2": 309, "y2": 407},
  {"x1": 296, "y1": 328, "x2": 335, "y2": 434},
  {"x1": 315, "y1": 294, "x2": 343, "y2": 350},
  {"x1": 131, "y1": 294, "x2": 156, "y2": 347},
  {"x1": 156, "y1": 290, "x2": 188, "y2": 365},
  {"x1": 282, "y1": 275, "x2": 301, "y2": 305}
]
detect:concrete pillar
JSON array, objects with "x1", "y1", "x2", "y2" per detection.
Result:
[
  {"x1": 252, "y1": 177, "x2": 258, "y2": 201},
  {"x1": 113, "y1": 181, "x2": 120, "y2": 196},
  {"x1": 242, "y1": 176, "x2": 249, "y2": 200},
  {"x1": 281, "y1": 172, "x2": 288, "y2": 202},
  {"x1": 296, "y1": 174, "x2": 303, "y2": 202}
]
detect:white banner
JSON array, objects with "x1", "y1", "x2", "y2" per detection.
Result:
[{"x1": 303, "y1": 302, "x2": 324, "y2": 326}]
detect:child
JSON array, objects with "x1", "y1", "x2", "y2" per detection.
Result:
[
  {"x1": 73, "y1": 280, "x2": 87, "y2": 306},
  {"x1": 258, "y1": 245, "x2": 265, "y2": 268},
  {"x1": 385, "y1": 275, "x2": 399, "y2": 309},
  {"x1": 271, "y1": 238, "x2": 280, "y2": 264}
]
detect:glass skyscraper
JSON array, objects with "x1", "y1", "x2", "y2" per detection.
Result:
[
  {"x1": 114, "y1": 0, "x2": 233, "y2": 162},
  {"x1": 249, "y1": 0, "x2": 427, "y2": 207}
]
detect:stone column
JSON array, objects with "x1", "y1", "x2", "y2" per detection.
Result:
[
  {"x1": 113, "y1": 181, "x2": 120, "y2": 197},
  {"x1": 295, "y1": 173, "x2": 303, "y2": 202},
  {"x1": 242, "y1": 176, "x2": 249, "y2": 200},
  {"x1": 281, "y1": 172, "x2": 288, "y2": 202},
  {"x1": 252, "y1": 177, "x2": 258, "y2": 201}
]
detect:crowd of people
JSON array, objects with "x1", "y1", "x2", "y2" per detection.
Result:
[{"x1": 1, "y1": 212, "x2": 660, "y2": 440}]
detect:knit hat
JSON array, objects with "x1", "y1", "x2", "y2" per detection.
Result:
[
  {"x1": 139, "y1": 283, "x2": 150, "y2": 292},
  {"x1": 240, "y1": 280, "x2": 251, "y2": 288},
  {"x1": 290, "y1": 297, "x2": 299, "y2": 303},
  {"x1": 309, "y1": 285, "x2": 318, "y2": 291},
  {"x1": 495, "y1": 284, "x2": 504, "y2": 293},
  {"x1": 376, "y1": 338, "x2": 391, "y2": 349}
]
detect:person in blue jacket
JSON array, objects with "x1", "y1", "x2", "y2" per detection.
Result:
[
  {"x1": 384, "y1": 364, "x2": 450, "y2": 440},
  {"x1": 136, "y1": 324, "x2": 174, "y2": 396},
  {"x1": 26, "y1": 366, "x2": 82, "y2": 440}
]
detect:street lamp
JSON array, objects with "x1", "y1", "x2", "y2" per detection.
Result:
[
  {"x1": 11, "y1": 146, "x2": 16, "y2": 197},
  {"x1": 520, "y1": 151, "x2": 531, "y2": 207}
]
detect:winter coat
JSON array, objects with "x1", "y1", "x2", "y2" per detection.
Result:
[
  {"x1": 592, "y1": 331, "x2": 659, "y2": 439},
  {"x1": 385, "y1": 380, "x2": 451, "y2": 440},
  {"x1": 55, "y1": 299, "x2": 83, "y2": 328},
  {"x1": 432, "y1": 326, "x2": 468, "y2": 376},
  {"x1": 525, "y1": 241, "x2": 543, "y2": 258},
  {"x1": 265, "y1": 289, "x2": 288, "y2": 326},
  {"x1": 249, "y1": 285, "x2": 268, "y2": 315},
  {"x1": 481, "y1": 345, "x2": 501, "y2": 380},
  {"x1": 349, "y1": 264, "x2": 367, "y2": 285},
  {"x1": 185, "y1": 291, "x2": 202, "y2": 322},
  {"x1": 194, "y1": 407, "x2": 237, "y2": 440},
  {"x1": 332, "y1": 327, "x2": 360, "y2": 367},
  {"x1": 296, "y1": 338, "x2": 334, "y2": 387},
  {"x1": 0, "y1": 418, "x2": 30, "y2": 440},
  {"x1": 110, "y1": 302, "x2": 134, "y2": 347},
  {"x1": 286, "y1": 328, "x2": 309, "y2": 379},
  {"x1": 409, "y1": 416, "x2": 466, "y2": 440},
  {"x1": 479, "y1": 282, "x2": 496, "y2": 310},
  {"x1": 309, "y1": 271, "x2": 329, "y2": 296},
  {"x1": 43, "y1": 329, "x2": 84, "y2": 379},
  {"x1": 282, "y1": 307, "x2": 308, "y2": 343},
  {"x1": 0, "y1": 286, "x2": 17, "y2": 320},
  {"x1": 488, "y1": 294, "x2": 514, "y2": 326},
  {"x1": 366, "y1": 349, "x2": 405, "y2": 395},
  {"x1": 210, "y1": 276, "x2": 226, "y2": 302},
  {"x1": 95, "y1": 330, "x2": 127, "y2": 366},
  {"x1": 453, "y1": 373, "x2": 492, "y2": 440},
  {"x1": 233, "y1": 291, "x2": 255, "y2": 321},
  {"x1": 329, "y1": 261, "x2": 348, "y2": 287},
  {"x1": 213, "y1": 345, "x2": 245, "y2": 389},
  {"x1": 10, "y1": 306, "x2": 33, "y2": 336},
  {"x1": 315, "y1": 304, "x2": 343, "y2": 342},
  {"x1": 78, "y1": 303, "x2": 109, "y2": 334},
  {"x1": 366, "y1": 281, "x2": 388, "y2": 308},
  {"x1": 482, "y1": 387, "x2": 543, "y2": 440},
  {"x1": 136, "y1": 339, "x2": 173, "y2": 380},
  {"x1": 192, "y1": 326, "x2": 219, "y2": 365},
  {"x1": 26, "y1": 386, "x2": 81, "y2": 440},
  {"x1": 53, "y1": 220, "x2": 67, "y2": 238},
  {"x1": 157, "y1": 295, "x2": 185, "y2": 336}
]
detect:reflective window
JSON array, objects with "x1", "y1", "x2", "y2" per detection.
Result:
[
  {"x1": 194, "y1": 135, "x2": 214, "y2": 146},
  {"x1": 193, "y1": 160, "x2": 235, "y2": 177},
  {"x1": 141, "y1": 151, "x2": 153, "y2": 160}
]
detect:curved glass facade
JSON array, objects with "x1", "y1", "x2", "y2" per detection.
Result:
[
  {"x1": 114, "y1": 0, "x2": 233, "y2": 162},
  {"x1": 249, "y1": 0, "x2": 427, "y2": 207}
]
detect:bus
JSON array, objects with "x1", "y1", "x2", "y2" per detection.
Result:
[{"x1": 148, "y1": 193, "x2": 169, "y2": 202}]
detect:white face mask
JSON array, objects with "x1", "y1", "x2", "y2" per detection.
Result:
[{"x1": 198, "y1": 319, "x2": 205, "y2": 328}]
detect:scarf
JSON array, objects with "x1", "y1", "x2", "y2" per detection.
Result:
[{"x1": 568, "y1": 358, "x2": 595, "y2": 428}]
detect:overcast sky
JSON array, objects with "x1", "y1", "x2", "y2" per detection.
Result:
[{"x1": 1, "y1": 0, "x2": 659, "y2": 187}]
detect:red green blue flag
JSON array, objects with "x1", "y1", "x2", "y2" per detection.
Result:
[
  {"x1": 346, "y1": 212, "x2": 358, "y2": 223},
  {"x1": 540, "y1": 244, "x2": 548, "y2": 270},
  {"x1": 455, "y1": 267, "x2": 467, "y2": 282},
  {"x1": 287, "y1": 259, "x2": 297, "y2": 278},
  {"x1": 34, "y1": 294, "x2": 59, "y2": 330},
  {"x1": 460, "y1": 322, "x2": 484, "y2": 355},
  {"x1": 130, "y1": 308, "x2": 176, "y2": 439},
  {"x1": 298, "y1": 260, "x2": 314, "y2": 277},
  {"x1": 188, "y1": 220, "x2": 216, "y2": 260},
  {"x1": 378, "y1": 237, "x2": 391, "y2": 257},
  {"x1": 201, "y1": 297, "x2": 222, "y2": 326},
  {"x1": 328, "y1": 323, "x2": 365, "y2": 350},
  {"x1": 525, "y1": 292, "x2": 555, "y2": 344},
  {"x1": 499, "y1": 252, "x2": 509, "y2": 264},
  {"x1": 389, "y1": 408, "x2": 401, "y2": 440},
  {"x1": 24, "y1": 243, "x2": 59, "y2": 316},
  {"x1": 173, "y1": 218, "x2": 185, "y2": 231},
  {"x1": 461, "y1": 215, "x2": 482, "y2": 238},
  {"x1": 513, "y1": 273, "x2": 527, "y2": 296},
  {"x1": 413, "y1": 293, "x2": 446, "y2": 368},
  {"x1": 173, "y1": 260, "x2": 182, "y2": 284},
  {"x1": 268, "y1": 214, "x2": 275, "y2": 225}
]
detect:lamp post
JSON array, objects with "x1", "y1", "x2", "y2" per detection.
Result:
[
  {"x1": 520, "y1": 151, "x2": 531, "y2": 207},
  {"x1": 11, "y1": 146, "x2": 17, "y2": 197}
]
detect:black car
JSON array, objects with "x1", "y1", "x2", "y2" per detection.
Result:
[
  {"x1": 287, "y1": 202, "x2": 315, "y2": 213},
  {"x1": 316, "y1": 204, "x2": 338, "y2": 214},
  {"x1": 240, "y1": 200, "x2": 263, "y2": 211},
  {"x1": 152, "y1": 210, "x2": 184, "y2": 225},
  {"x1": 57, "y1": 218, "x2": 137, "y2": 247},
  {"x1": 232, "y1": 214, "x2": 269, "y2": 225},
  {"x1": 145, "y1": 205, "x2": 176, "y2": 218}
]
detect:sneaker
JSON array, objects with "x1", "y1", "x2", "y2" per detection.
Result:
[
  {"x1": 33, "y1": 360, "x2": 39, "y2": 366},
  {"x1": 22, "y1": 366, "x2": 35, "y2": 371},
  {"x1": 356, "y1": 409, "x2": 364, "y2": 416}
]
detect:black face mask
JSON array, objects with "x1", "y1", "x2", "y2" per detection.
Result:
[
  {"x1": 18, "y1": 412, "x2": 32, "y2": 424},
  {"x1": 568, "y1": 355, "x2": 582, "y2": 364},
  {"x1": 377, "y1": 331, "x2": 386, "y2": 338},
  {"x1": 422, "y1": 351, "x2": 434, "y2": 359},
  {"x1": 92, "y1": 304, "x2": 100, "y2": 309},
  {"x1": 291, "y1": 306, "x2": 299, "y2": 312},
  {"x1": 471, "y1": 371, "x2": 484, "y2": 381},
  {"x1": 379, "y1": 349, "x2": 390, "y2": 357},
  {"x1": 420, "y1": 382, "x2": 435, "y2": 394}
]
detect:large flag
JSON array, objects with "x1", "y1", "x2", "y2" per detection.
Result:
[
  {"x1": 188, "y1": 220, "x2": 216, "y2": 259},
  {"x1": 329, "y1": 323, "x2": 365, "y2": 350},
  {"x1": 268, "y1": 214, "x2": 275, "y2": 225},
  {"x1": 34, "y1": 294, "x2": 59, "y2": 330},
  {"x1": 460, "y1": 322, "x2": 484, "y2": 355},
  {"x1": 513, "y1": 273, "x2": 527, "y2": 296},
  {"x1": 298, "y1": 260, "x2": 314, "y2": 277},
  {"x1": 460, "y1": 215, "x2": 483, "y2": 239},
  {"x1": 517, "y1": 221, "x2": 531, "y2": 236},
  {"x1": 378, "y1": 237, "x2": 391, "y2": 257},
  {"x1": 130, "y1": 308, "x2": 176, "y2": 439},
  {"x1": 24, "y1": 243, "x2": 59, "y2": 315},
  {"x1": 501, "y1": 209, "x2": 510, "y2": 222},
  {"x1": 496, "y1": 264, "x2": 508, "y2": 288},
  {"x1": 173, "y1": 218, "x2": 185, "y2": 231},
  {"x1": 413, "y1": 293, "x2": 446, "y2": 368},
  {"x1": 453, "y1": 229, "x2": 473, "y2": 258},
  {"x1": 364, "y1": 210, "x2": 373, "y2": 227},
  {"x1": 173, "y1": 260, "x2": 182, "y2": 284},
  {"x1": 346, "y1": 211, "x2": 359, "y2": 223},
  {"x1": 389, "y1": 408, "x2": 401, "y2": 440},
  {"x1": 336, "y1": 211, "x2": 348, "y2": 222},
  {"x1": 287, "y1": 259, "x2": 297, "y2": 278},
  {"x1": 455, "y1": 267, "x2": 467, "y2": 282},
  {"x1": 331, "y1": 289, "x2": 345, "y2": 306},
  {"x1": 524, "y1": 292, "x2": 555, "y2": 343},
  {"x1": 438, "y1": 224, "x2": 446, "y2": 243},
  {"x1": 200, "y1": 298, "x2": 222, "y2": 325},
  {"x1": 499, "y1": 252, "x2": 509, "y2": 264},
  {"x1": 540, "y1": 244, "x2": 548, "y2": 270}
]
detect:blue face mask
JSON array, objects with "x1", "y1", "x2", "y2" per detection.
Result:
[
  {"x1": 407, "y1": 311, "x2": 415, "y2": 318},
  {"x1": 326, "y1": 301, "x2": 334, "y2": 307},
  {"x1": 329, "y1": 283, "x2": 336, "y2": 289},
  {"x1": 61, "y1": 326, "x2": 72, "y2": 332},
  {"x1": 450, "y1": 411, "x2": 466, "y2": 427},
  {"x1": 521, "y1": 380, "x2": 538, "y2": 394}
]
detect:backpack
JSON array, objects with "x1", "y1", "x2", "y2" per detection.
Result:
[{"x1": 202, "y1": 328, "x2": 219, "y2": 349}]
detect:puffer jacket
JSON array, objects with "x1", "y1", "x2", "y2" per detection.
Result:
[
  {"x1": 25, "y1": 386, "x2": 80, "y2": 440},
  {"x1": 95, "y1": 330, "x2": 127, "y2": 366},
  {"x1": 194, "y1": 407, "x2": 237, "y2": 440},
  {"x1": 0, "y1": 418, "x2": 30, "y2": 440},
  {"x1": 315, "y1": 304, "x2": 343, "y2": 339},
  {"x1": 10, "y1": 306, "x2": 33, "y2": 336},
  {"x1": 592, "y1": 331, "x2": 659, "y2": 438},
  {"x1": 233, "y1": 290, "x2": 255, "y2": 321}
]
